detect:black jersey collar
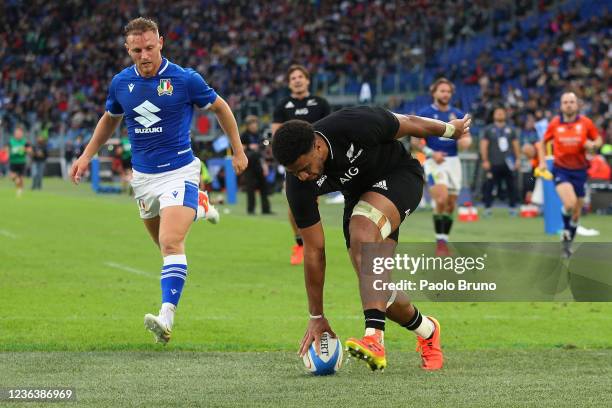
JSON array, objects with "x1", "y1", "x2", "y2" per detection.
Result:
[{"x1": 315, "y1": 131, "x2": 334, "y2": 160}]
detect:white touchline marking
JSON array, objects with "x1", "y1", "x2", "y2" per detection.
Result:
[
  {"x1": 104, "y1": 262, "x2": 156, "y2": 279},
  {"x1": 0, "y1": 230, "x2": 17, "y2": 239}
]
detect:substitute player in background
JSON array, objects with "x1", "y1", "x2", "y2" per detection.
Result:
[
  {"x1": 417, "y1": 78, "x2": 471, "y2": 255},
  {"x1": 537, "y1": 92, "x2": 601, "y2": 258},
  {"x1": 8, "y1": 125, "x2": 30, "y2": 197},
  {"x1": 272, "y1": 65, "x2": 331, "y2": 265},
  {"x1": 70, "y1": 17, "x2": 247, "y2": 344},
  {"x1": 273, "y1": 106, "x2": 471, "y2": 371}
]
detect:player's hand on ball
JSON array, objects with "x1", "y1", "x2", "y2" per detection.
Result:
[
  {"x1": 70, "y1": 156, "x2": 91, "y2": 185},
  {"x1": 298, "y1": 316, "x2": 336, "y2": 357},
  {"x1": 232, "y1": 151, "x2": 248, "y2": 175},
  {"x1": 450, "y1": 114, "x2": 471, "y2": 139}
]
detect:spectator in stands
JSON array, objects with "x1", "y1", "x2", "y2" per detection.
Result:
[
  {"x1": 241, "y1": 115, "x2": 271, "y2": 215},
  {"x1": 480, "y1": 107, "x2": 521, "y2": 215},
  {"x1": 30, "y1": 136, "x2": 48, "y2": 190}
]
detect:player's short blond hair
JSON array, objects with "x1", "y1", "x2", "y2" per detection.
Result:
[
  {"x1": 429, "y1": 78, "x2": 455, "y2": 95},
  {"x1": 124, "y1": 17, "x2": 159, "y2": 37}
]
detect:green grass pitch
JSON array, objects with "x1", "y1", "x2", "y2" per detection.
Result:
[{"x1": 1, "y1": 178, "x2": 611, "y2": 407}]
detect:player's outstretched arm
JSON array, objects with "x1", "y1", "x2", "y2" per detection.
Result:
[
  {"x1": 393, "y1": 113, "x2": 471, "y2": 140},
  {"x1": 70, "y1": 112, "x2": 122, "y2": 184},
  {"x1": 208, "y1": 97, "x2": 248, "y2": 175},
  {"x1": 298, "y1": 221, "x2": 336, "y2": 357}
]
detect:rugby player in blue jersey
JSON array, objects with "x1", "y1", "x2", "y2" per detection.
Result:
[
  {"x1": 416, "y1": 78, "x2": 471, "y2": 255},
  {"x1": 70, "y1": 17, "x2": 247, "y2": 344}
]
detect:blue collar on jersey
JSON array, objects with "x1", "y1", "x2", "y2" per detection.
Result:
[
  {"x1": 132, "y1": 57, "x2": 170, "y2": 77},
  {"x1": 430, "y1": 103, "x2": 454, "y2": 112},
  {"x1": 559, "y1": 113, "x2": 581, "y2": 124}
]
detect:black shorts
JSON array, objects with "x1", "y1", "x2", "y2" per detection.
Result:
[
  {"x1": 10, "y1": 163, "x2": 25, "y2": 176},
  {"x1": 342, "y1": 166, "x2": 424, "y2": 248},
  {"x1": 522, "y1": 172, "x2": 535, "y2": 193}
]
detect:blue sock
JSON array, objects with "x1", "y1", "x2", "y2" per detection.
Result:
[{"x1": 161, "y1": 254, "x2": 187, "y2": 306}]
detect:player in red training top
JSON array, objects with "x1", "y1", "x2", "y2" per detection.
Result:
[{"x1": 537, "y1": 92, "x2": 602, "y2": 258}]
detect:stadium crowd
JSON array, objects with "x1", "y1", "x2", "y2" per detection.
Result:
[
  {"x1": 1, "y1": 0, "x2": 575, "y2": 137},
  {"x1": 0, "y1": 0, "x2": 610, "y2": 204}
]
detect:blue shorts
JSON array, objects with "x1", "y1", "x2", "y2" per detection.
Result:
[{"x1": 552, "y1": 165, "x2": 587, "y2": 198}]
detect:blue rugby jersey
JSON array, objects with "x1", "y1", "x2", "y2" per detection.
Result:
[
  {"x1": 416, "y1": 104, "x2": 465, "y2": 157},
  {"x1": 105, "y1": 58, "x2": 218, "y2": 173}
]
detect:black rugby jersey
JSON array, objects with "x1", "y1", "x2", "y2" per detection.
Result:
[
  {"x1": 273, "y1": 95, "x2": 331, "y2": 124},
  {"x1": 286, "y1": 106, "x2": 423, "y2": 228}
]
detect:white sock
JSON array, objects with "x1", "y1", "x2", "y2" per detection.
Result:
[
  {"x1": 364, "y1": 328, "x2": 384, "y2": 343},
  {"x1": 160, "y1": 302, "x2": 176, "y2": 328},
  {"x1": 413, "y1": 317, "x2": 435, "y2": 339}
]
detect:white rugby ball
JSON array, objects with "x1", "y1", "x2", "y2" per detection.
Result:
[{"x1": 302, "y1": 332, "x2": 343, "y2": 375}]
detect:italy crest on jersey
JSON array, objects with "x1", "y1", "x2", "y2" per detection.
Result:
[{"x1": 157, "y1": 79, "x2": 173, "y2": 96}]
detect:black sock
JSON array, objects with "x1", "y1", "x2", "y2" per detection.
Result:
[
  {"x1": 295, "y1": 236, "x2": 303, "y2": 246},
  {"x1": 364, "y1": 309, "x2": 386, "y2": 331},
  {"x1": 402, "y1": 307, "x2": 435, "y2": 339},
  {"x1": 442, "y1": 214, "x2": 453, "y2": 235},
  {"x1": 402, "y1": 306, "x2": 423, "y2": 331},
  {"x1": 569, "y1": 219, "x2": 578, "y2": 241},
  {"x1": 433, "y1": 215, "x2": 443, "y2": 234}
]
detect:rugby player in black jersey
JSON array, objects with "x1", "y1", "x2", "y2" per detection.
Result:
[
  {"x1": 272, "y1": 65, "x2": 331, "y2": 265},
  {"x1": 272, "y1": 106, "x2": 471, "y2": 371}
]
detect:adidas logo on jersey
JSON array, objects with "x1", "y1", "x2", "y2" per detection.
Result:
[
  {"x1": 373, "y1": 180, "x2": 388, "y2": 190},
  {"x1": 285, "y1": 101, "x2": 295, "y2": 108},
  {"x1": 316, "y1": 174, "x2": 327, "y2": 187}
]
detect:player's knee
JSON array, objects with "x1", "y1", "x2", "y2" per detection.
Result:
[
  {"x1": 158, "y1": 233, "x2": 185, "y2": 255},
  {"x1": 563, "y1": 196, "x2": 577, "y2": 210},
  {"x1": 349, "y1": 228, "x2": 378, "y2": 250}
]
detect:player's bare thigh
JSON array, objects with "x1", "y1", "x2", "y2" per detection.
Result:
[
  {"x1": 429, "y1": 184, "x2": 449, "y2": 211},
  {"x1": 347, "y1": 191, "x2": 401, "y2": 271},
  {"x1": 347, "y1": 192, "x2": 402, "y2": 310},
  {"x1": 556, "y1": 182, "x2": 578, "y2": 209},
  {"x1": 158, "y1": 206, "x2": 196, "y2": 256},
  {"x1": 143, "y1": 216, "x2": 161, "y2": 248},
  {"x1": 350, "y1": 192, "x2": 401, "y2": 239}
]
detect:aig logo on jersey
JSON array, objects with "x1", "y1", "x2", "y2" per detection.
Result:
[
  {"x1": 157, "y1": 79, "x2": 173, "y2": 96},
  {"x1": 134, "y1": 100, "x2": 163, "y2": 133}
]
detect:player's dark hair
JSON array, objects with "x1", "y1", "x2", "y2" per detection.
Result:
[
  {"x1": 286, "y1": 64, "x2": 310, "y2": 82},
  {"x1": 124, "y1": 17, "x2": 159, "y2": 37},
  {"x1": 429, "y1": 77, "x2": 455, "y2": 95},
  {"x1": 272, "y1": 120, "x2": 315, "y2": 166}
]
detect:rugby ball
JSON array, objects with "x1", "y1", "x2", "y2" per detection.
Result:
[{"x1": 302, "y1": 332, "x2": 343, "y2": 375}]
